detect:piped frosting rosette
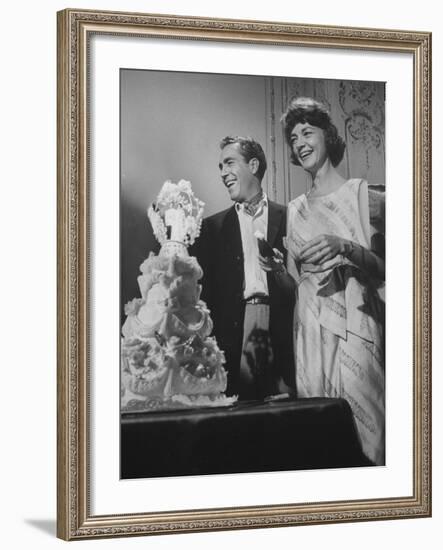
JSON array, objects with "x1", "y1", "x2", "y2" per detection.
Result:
[
  {"x1": 122, "y1": 253, "x2": 213, "y2": 342},
  {"x1": 137, "y1": 253, "x2": 203, "y2": 300},
  {"x1": 170, "y1": 335, "x2": 227, "y2": 396},
  {"x1": 121, "y1": 337, "x2": 173, "y2": 403}
]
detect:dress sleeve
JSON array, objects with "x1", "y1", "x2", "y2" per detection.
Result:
[{"x1": 357, "y1": 179, "x2": 371, "y2": 248}]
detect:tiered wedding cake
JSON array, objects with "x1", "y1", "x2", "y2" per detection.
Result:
[{"x1": 121, "y1": 180, "x2": 235, "y2": 411}]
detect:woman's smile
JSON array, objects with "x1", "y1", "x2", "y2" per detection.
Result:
[{"x1": 290, "y1": 122, "x2": 328, "y2": 175}]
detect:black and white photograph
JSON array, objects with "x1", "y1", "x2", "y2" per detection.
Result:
[
  {"x1": 119, "y1": 69, "x2": 386, "y2": 479},
  {"x1": 49, "y1": 4, "x2": 433, "y2": 544},
  {"x1": 2, "y1": 0, "x2": 439, "y2": 546}
]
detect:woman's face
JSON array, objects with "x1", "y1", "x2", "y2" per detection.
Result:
[{"x1": 290, "y1": 122, "x2": 329, "y2": 175}]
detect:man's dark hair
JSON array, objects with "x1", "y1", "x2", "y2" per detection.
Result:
[
  {"x1": 281, "y1": 97, "x2": 346, "y2": 167},
  {"x1": 220, "y1": 136, "x2": 267, "y2": 182}
]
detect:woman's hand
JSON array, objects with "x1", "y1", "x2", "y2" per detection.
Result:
[
  {"x1": 258, "y1": 248, "x2": 285, "y2": 273},
  {"x1": 299, "y1": 235, "x2": 346, "y2": 265}
]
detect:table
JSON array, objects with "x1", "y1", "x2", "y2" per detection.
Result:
[{"x1": 121, "y1": 397, "x2": 371, "y2": 479}]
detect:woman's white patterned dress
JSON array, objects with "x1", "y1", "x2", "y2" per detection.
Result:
[{"x1": 286, "y1": 179, "x2": 385, "y2": 464}]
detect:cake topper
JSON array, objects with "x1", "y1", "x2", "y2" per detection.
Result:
[{"x1": 148, "y1": 180, "x2": 205, "y2": 247}]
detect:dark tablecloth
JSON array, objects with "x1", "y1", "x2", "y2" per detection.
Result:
[{"x1": 120, "y1": 397, "x2": 370, "y2": 479}]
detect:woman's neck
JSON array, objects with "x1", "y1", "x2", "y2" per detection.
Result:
[{"x1": 308, "y1": 158, "x2": 346, "y2": 196}]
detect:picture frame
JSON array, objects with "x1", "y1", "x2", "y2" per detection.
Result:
[{"x1": 57, "y1": 7, "x2": 431, "y2": 540}]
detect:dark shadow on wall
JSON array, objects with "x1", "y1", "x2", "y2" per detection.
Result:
[{"x1": 120, "y1": 198, "x2": 159, "y2": 327}]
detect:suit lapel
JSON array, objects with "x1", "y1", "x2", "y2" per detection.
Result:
[
  {"x1": 222, "y1": 206, "x2": 243, "y2": 260},
  {"x1": 267, "y1": 201, "x2": 283, "y2": 247}
]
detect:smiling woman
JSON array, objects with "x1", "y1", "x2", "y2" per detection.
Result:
[
  {"x1": 290, "y1": 123, "x2": 330, "y2": 174},
  {"x1": 285, "y1": 97, "x2": 347, "y2": 197},
  {"x1": 262, "y1": 96, "x2": 386, "y2": 465}
]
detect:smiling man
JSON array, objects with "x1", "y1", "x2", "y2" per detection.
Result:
[{"x1": 192, "y1": 136, "x2": 295, "y2": 399}]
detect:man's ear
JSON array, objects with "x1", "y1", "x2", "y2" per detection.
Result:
[{"x1": 249, "y1": 157, "x2": 259, "y2": 176}]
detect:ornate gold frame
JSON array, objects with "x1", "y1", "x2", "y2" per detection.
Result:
[{"x1": 57, "y1": 8, "x2": 431, "y2": 540}]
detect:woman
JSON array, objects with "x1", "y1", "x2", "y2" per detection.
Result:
[{"x1": 262, "y1": 97, "x2": 385, "y2": 465}]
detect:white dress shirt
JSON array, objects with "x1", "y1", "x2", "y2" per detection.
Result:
[{"x1": 235, "y1": 194, "x2": 269, "y2": 299}]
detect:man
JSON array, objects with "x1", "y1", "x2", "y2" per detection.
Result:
[{"x1": 193, "y1": 136, "x2": 295, "y2": 399}]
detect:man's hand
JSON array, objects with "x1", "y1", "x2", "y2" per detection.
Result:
[{"x1": 258, "y1": 248, "x2": 285, "y2": 273}]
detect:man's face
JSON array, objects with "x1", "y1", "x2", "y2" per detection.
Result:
[{"x1": 218, "y1": 143, "x2": 261, "y2": 203}]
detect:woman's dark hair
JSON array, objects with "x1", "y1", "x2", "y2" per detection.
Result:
[
  {"x1": 281, "y1": 97, "x2": 346, "y2": 167},
  {"x1": 220, "y1": 135, "x2": 267, "y2": 182}
]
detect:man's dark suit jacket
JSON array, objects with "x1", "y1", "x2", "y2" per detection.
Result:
[{"x1": 192, "y1": 200, "x2": 295, "y2": 396}]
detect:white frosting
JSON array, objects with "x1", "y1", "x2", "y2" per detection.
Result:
[{"x1": 121, "y1": 253, "x2": 230, "y2": 410}]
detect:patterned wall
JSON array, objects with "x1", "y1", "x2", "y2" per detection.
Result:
[{"x1": 266, "y1": 77, "x2": 385, "y2": 203}]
